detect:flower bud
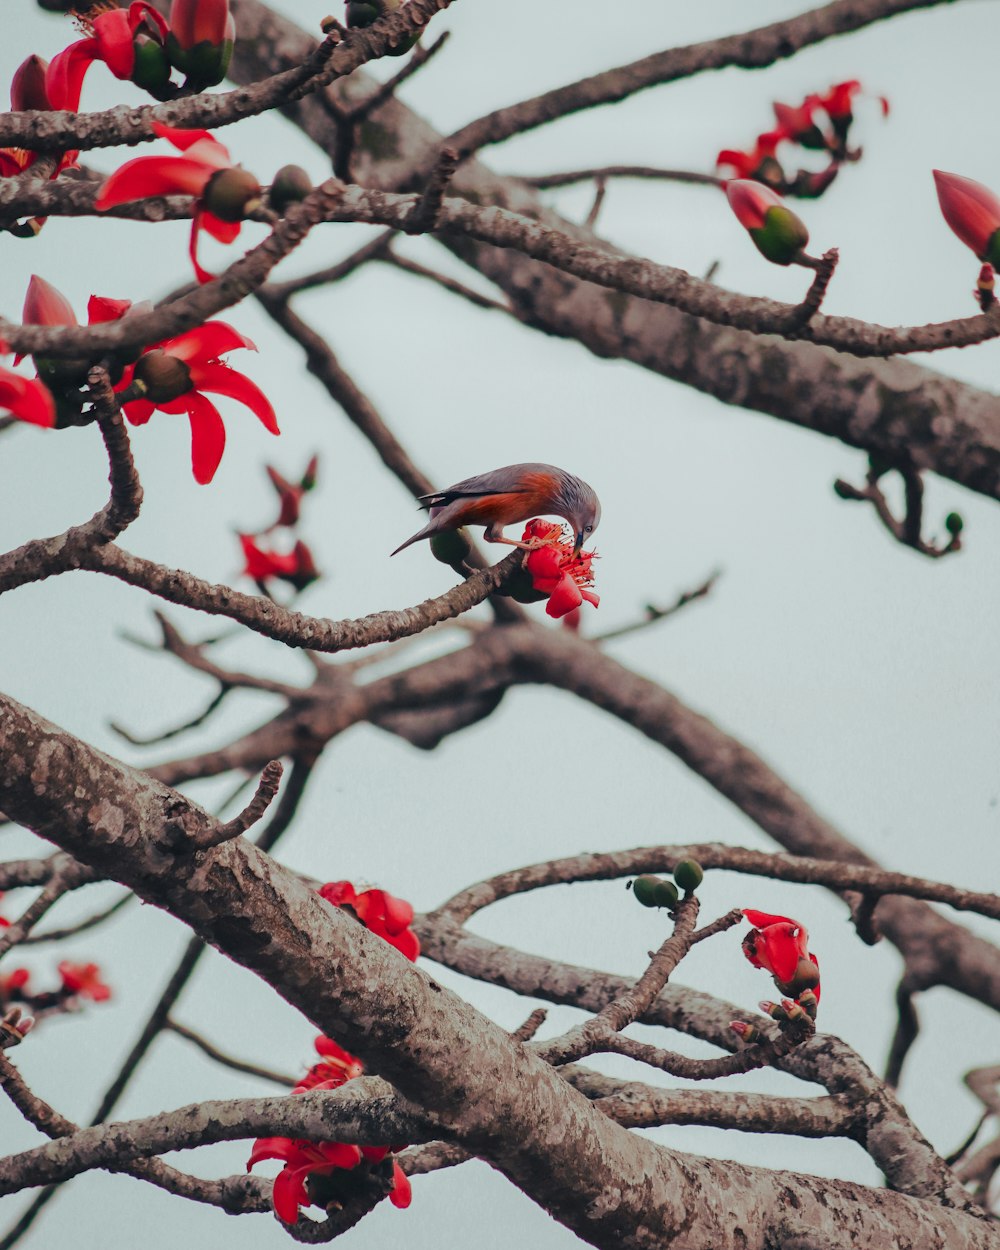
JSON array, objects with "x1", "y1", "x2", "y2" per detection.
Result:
[
  {"x1": 131, "y1": 37, "x2": 172, "y2": 93},
  {"x1": 631, "y1": 875, "x2": 661, "y2": 907},
  {"x1": 730, "y1": 1020, "x2": 758, "y2": 1042},
  {"x1": 167, "y1": 0, "x2": 235, "y2": 88},
  {"x1": 286, "y1": 541, "x2": 320, "y2": 592},
  {"x1": 133, "y1": 349, "x2": 192, "y2": 403},
  {"x1": 672, "y1": 859, "x2": 704, "y2": 892},
  {"x1": 203, "y1": 167, "x2": 263, "y2": 223},
  {"x1": 945, "y1": 511, "x2": 964, "y2": 536},
  {"x1": 725, "y1": 180, "x2": 809, "y2": 265},
  {"x1": 10, "y1": 55, "x2": 51, "y2": 111},
  {"x1": 429, "y1": 527, "x2": 473, "y2": 570},
  {"x1": 933, "y1": 170, "x2": 1000, "y2": 268},
  {"x1": 797, "y1": 988, "x2": 818, "y2": 1020},
  {"x1": 269, "y1": 165, "x2": 314, "y2": 215},
  {"x1": 651, "y1": 879, "x2": 680, "y2": 908},
  {"x1": 301, "y1": 453, "x2": 320, "y2": 492}
]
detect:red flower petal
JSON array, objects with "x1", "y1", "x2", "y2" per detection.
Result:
[
  {"x1": 378, "y1": 891, "x2": 415, "y2": 934},
  {"x1": 91, "y1": 9, "x2": 137, "y2": 80},
  {"x1": 544, "y1": 573, "x2": 584, "y2": 619},
  {"x1": 95, "y1": 156, "x2": 215, "y2": 209},
  {"x1": 165, "y1": 321, "x2": 257, "y2": 362},
  {"x1": 87, "y1": 295, "x2": 132, "y2": 325},
  {"x1": 123, "y1": 397, "x2": 155, "y2": 425},
  {"x1": 246, "y1": 1136, "x2": 293, "y2": 1170},
  {"x1": 188, "y1": 362, "x2": 279, "y2": 435},
  {"x1": 183, "y1": 391, "x2": 226, "y2": 484},
  {"x1": 742, "y1": 909, "x2": 795, "y2": 929},
  {"x1": 44, "y1": 41, "x2": 97, "y2": 114},
  {"x1": 272, "y1": 1164, "x2": 310, "y2": 1224},
  {"x1": 389, "y1": 1161, "x2": 412, "y2": 1209},
  {"x1": 0, "y1": 370, "x2": 56, "y2": 428},
  {"x1": 189, "y1": 210, "x2": 215, "y2": 286},
  {"x1": 130, "y1": 1, "x2": 170, "y2": 41},
  {"x1": 151, "y1": 121, "x2": 231, "y2": 167},
  {"x1": 201, "y1": 210, "x2": 242, "y2": 244},
  {"x1": 759, "y1": 926, "x2": 801, "y2": 985},
  {"x1": 933, "y1": 170, "x2": 1000, "y2": 259},
  {"x1": 725, "y1": 180, "x2": 784, "y2": 231},
  {"x1": 388, "y1": 928, "x2": 420, "y2": 962}
]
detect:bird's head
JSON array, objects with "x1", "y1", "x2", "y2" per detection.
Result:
[{"x1": 557, "y1": 474, "x2": 601, "y2": 556}]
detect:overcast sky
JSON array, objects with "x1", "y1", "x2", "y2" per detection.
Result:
[{"x1": 1, "y1": 1, "x2": 999, "y2": 1246}]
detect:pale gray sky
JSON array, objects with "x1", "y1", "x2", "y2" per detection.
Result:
[{"x1": 1, "y1": 1, "x2": 999, "y2": 1245}]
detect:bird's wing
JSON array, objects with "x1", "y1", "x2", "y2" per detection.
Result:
[{"x1": 418, "y1": 463, "x2": 551, "y2": 507}]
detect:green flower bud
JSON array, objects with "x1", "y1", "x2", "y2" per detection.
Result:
[
  {"x1": 429, "y1": 527, "x2": 473, "y2": 570},
  {"x1": 268, "y1": 165, "x2": 313, "y2": 215},
  {"x1": 203, "y1": 167, "x2": 263, "y2": 224},
  {"x1": 750, "y1": 204, "x2": 810, "y2": 266},
  {"x1": 131, "y1": 39, "x2": 172, "y2": 93},
  {"x1": 631, "y1": 875, "x2": 661, "y2": 908},
  {"x1": 672, "y1": 859, "x2": 704, "y2": 892},
  {"x1": 651, "y1": 879, "x2": 680, "y2": 908},
  {"x1": 166, "y1": 32, "x2": 234, "y2": 90},
  {"x1": 945, "y1": 512, "x2": 964, "y2": 536},
  {"x1": 133, "y1": 350, "x2": 192, "y2": 403}
]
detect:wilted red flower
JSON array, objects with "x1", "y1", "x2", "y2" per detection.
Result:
[
  {"x1": 248, "y1": 1136, "x2": 364, "y2": 1224},
  {"x1": 716, "y1": 129, "x2": 785, "y2": 185},
  {"x1": 167, "y1": 0, "x2": 235, "y2": 88},
  {"x1": 772, "y1": 95, "x2": 827, "y2": 150},
  {"x1": 57, "y1": 960, "x2": 111, "y2": 1002},
  {"x1": 296, "y1": 1036, "x2": 365, "y2": 1093},
  {"x1": 318, "y1": 881, "x2": 419, "y2": 961},
  {"x1": 95, "y1": 123, "x2": 261, "y2": 284},
  {"x1": 47, "y1": 2, "x2": 171, "y2": 106},
  {"x1": 522, "y1": 519, "x2": 599, "y2": 620},
  {"x1": 741, "y1": 909, "x2": 821, "y2": 1002},
  {"x1": 933, "y1": 171, "x2": 1000, "y2": 268},
  {"x1": 118, "y1": 321, "x2": 278, "y2": 484},
  {"x1": 266, "y1": 456, "x2": 319, "y2": 528},
  {"x1": 239, "y1": 535, "x2": 318, "y2": 592}
]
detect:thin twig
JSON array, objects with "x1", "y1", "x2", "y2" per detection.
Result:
[
  {"x1": 164, "y1": 1019, "x2": 298, "y2": 1087},
  {"x1": 190, "y1": 762, "x2": 285, "y2": 850}
]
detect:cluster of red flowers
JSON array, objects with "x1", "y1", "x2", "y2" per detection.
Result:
[
  {"x1": 740, "y1": 909, "x2": 821, "y2": 1012},
  {"x1": 317, "y1": 880, "x2": 421, "y2": 962},
  {"x1": 717, "y1": 79, "x2": 887, "y2": 198},
  {"x1": 0, "y1": 275, "x2": 277, "y2": 482},
  {"x1": 521, "y1": 519, "x2": 600, "y2": 623},
  {"x1": 0, "y1": 958, "x2": 111, "y2": 1018},
  {"x1": 247, "y1": 881, "x2": 419, "y2": 1223},
  {"x1": 49, "y1": 1, "x2": 234, "y2": 107},
  {"x1": 238, "y1": 456, "x2": 320, "y2": 595},
  {"x1": 248, "y1": 1034, "x2": 411, "y2": 1223}
]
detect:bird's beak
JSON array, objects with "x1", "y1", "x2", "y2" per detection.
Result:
[{"x1": 573, "y1": 532, "x2": 584, "y2": 557}]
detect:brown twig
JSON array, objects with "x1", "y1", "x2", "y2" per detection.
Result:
[
  {"x1": 522, "y1": 165, "x2": 724, "y2": 190},
  {"x1": 404, "y1": 148, "x2": 461, "y2": 234},
  {"x1": 164, "y1": 1019, "x2": 298, "y2": 1086},
  {"x1": 834, "y1": 462, "x2": 962, "y2": 558},
  {"x1": 190, "y1": 761, "x2": 285, "y2": 850},
  {"x1": 593, "y1": 571, "x2": 720, "y2": 642}
]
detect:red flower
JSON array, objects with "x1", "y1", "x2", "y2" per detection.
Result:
[
  {"x1": 296, "y1": 1036, "x2": 365, "y2": 1093},
  {"x1": 726, "y1": 180, "x2": 783, "y2": 231},
  {"x1": 318, "y1": 881, "x2": 420, "y2": 961},
  {"x1": 248, "y1": 1136, "x2": 364, "y2": 1224},
  {"x1": 119, "y1": 321, "x2": 279, "y2": 484},
  {"x1": 0, "y1": 968, "x2": 30, "y2": 998},
  {"x1": 725, "y1": 180, "x2": 810, "y2": 266},
  {"x1": 57, "y1": 960, "x2": 111, "y2": 1002},
  {"x1": 716, "y1": 129, "x2": 785, "y2": 184},
  {"x1": 239, "y1": 535, "x2": 318, "y2": 591},
  {"x1": 0, "y1": 54, "x2": 81, "y2": 183},
  {"x1": 522, "y1": 519, "x2": 599, "y2": 620},
  {"x1": 266, "y1": 456, "x2": 319, "y2": 528},
  {"x1": 933, "y1": 170, "x2": 1000, "y2": 268},
  {"x1": 47, "y1": 2, "x2": 170, "y2": 107},
  {"x1": 772, "y1": 95, "x2": 826, "y2": 150},
  {"x1": 818, "y1": 79, "x2": 862, "y2": 122},
  {"x1": 741, "y1": 910, "x2": 821, "y2": 1002},
  {"x1": 95, "y1": 123, "x2": 261, "y2": 284}
]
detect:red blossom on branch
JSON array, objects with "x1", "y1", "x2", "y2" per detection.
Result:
[
  {"x1": 0, "y1": 54, "x2": 80, "y2": 182},
  {"x1": 741, "y1": 909, "x2": 821, "y2": 1003},
  {"x1": 47, "y1": 2, "x2": 171, "y2": 106},
  {"x1": 119, "y1": 321, "x2": 279, "y2": 484},
  {"x1": 296, "y1": 1036, "x2": 365, "y2": 1092},
  {"x1": 716, "y1": 129, "x2": 785, "y2": 185},
  {"x1": 239, "y1": 534, "x2": 319, "y2": 592},
  {"x1": 266, "y1": 455, "x2": 320, "y2": 528},
  {"x1": 57, "y1": 960, "x2": 112, "y2": 1002},
  {"x1": 318, "y1": 881, "x2": 420, "y2": 961},
  {"x1": 0, "y1": 366, "x2": 56, "y2": 429},
  {"x1": 95, "y1": 123, "x2": 262, "y2": 284},
  {"x1": 933, "y1": 170, "x2": 1000, "y2": 269},
  {"x1": 0, "y1": 968, "x2": 31, "y2": 999},
  {"x1": 522, "y1": 519, "x2": 600, "y2": 620}
]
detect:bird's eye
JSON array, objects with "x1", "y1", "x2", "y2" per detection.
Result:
[{"x1": 585, "y1": 525, "x2": 593, "y2": 532}]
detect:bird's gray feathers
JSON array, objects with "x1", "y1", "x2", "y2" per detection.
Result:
[{"x1": 418, "y1": 462, "x2": 555, "y2": 507}]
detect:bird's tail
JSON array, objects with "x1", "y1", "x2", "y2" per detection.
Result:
[{"x1": 390, "y1": 522, "x2": 434, "y2": 556}]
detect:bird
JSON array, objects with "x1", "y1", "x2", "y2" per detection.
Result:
[{"x1": 391, "y1": 462, "x2": 601, "y2": 558}]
